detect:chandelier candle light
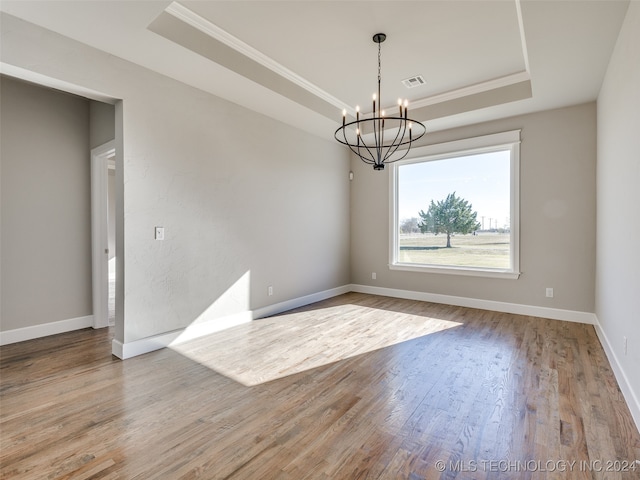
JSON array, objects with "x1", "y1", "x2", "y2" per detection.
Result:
[{"x1": 335, "y1": 33, "x2": 426, "y2": 170}]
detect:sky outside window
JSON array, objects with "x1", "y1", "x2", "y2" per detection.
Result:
[{"x1": 398, "y1": 150, "x2": 511, "y2": 230}]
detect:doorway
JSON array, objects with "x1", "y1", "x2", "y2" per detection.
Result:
[{"x1": 91, "y1": 141, "x2": 116, "y2": 329}]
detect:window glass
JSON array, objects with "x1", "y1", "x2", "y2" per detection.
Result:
[{"x1": 390, "y1": 131, "x2": 520, "y2": 278}]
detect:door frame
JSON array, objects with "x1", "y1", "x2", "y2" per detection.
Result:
[{"x1": 91, "y1": 140, "x2": 115, "y2": 329}]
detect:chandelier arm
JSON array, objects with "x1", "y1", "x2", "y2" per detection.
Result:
[
  {"x1": 379, "y1": 120, "x2": 385, "y2": 167},
  {"x1": 348, "y1": 123, "x2": 380, "y2": 165},
  {"x1": 360, "y1": 142, "x2": 379, "y2": 164},
  {"x1": 382, "y1": 118, "x2": 408, "y2": 161},
  {"x1": 356, "y1": 151, "x2": 376, "y2": 165},
  {"x1": 372, "y1": 119, "x2": 381, "y2": 166},
  {"x1": 342, "y1": 117, "x2": 382, "y2": 165},
  {"x1": 383, "y1": 124, "x2": 427, "y2": 164},
  {"x1": 382, "y1": 144, "x2": 413, "y2": 164},
  {"x1": 341, "y1": 127, "x2": 376, "y2": 164},
  {"x1": 353, "y1": 142, "x2": 376, "y2": 164},
  {"x1": 345, "y1": 139, "x2": 374, "y2": 164},
  {"x1": 375, "y1": 116, "x2": 409, "y2": 164},
  {"x1": 383, "y1": 140, "x2": 405, "y2": 163},
  {"x1": 403, "y1": 122, "x2": 427, "y2": 145},
  {"x1": 357, "y1": 143, "x2": 378, "y2": 165},
  {"x1": 381, "y1": 119, "x2": 426, "y2": 164},
  {"x1": 385, "y1": 118, "x2": 427, "y2": 147}
]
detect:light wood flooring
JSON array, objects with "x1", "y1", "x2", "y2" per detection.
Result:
[{"x1": 1, "y1": 293, "x2": 639, "y2": 479}]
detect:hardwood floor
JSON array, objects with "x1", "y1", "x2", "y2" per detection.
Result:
[{"x1": 1, "y1": 293, "x2": 639, "y2": 479}]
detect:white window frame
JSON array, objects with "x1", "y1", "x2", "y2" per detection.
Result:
[{"x1": 389, "y1": 130, "x2": 521, "y2": 279}]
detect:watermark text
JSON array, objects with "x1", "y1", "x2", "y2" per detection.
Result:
[{"x1": 433, "y1": 459, "x2": 639, "y2": 473}]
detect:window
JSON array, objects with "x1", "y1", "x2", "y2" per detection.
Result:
[{"x1": 390, "y1": 130, "x2": 520, "y2": 279}]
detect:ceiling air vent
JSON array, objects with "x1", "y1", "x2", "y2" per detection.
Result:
[{"x1": 402, "y1": 75, "x2": 425, "y2": 89}]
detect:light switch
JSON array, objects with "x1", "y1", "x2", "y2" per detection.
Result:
[{"x1": 155, "y1": 227, "x2": 164, "y2": 240}]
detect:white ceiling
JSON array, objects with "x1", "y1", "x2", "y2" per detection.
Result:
[{"x1": 0, "y1": 1, "x2": 630, "y2": 140}]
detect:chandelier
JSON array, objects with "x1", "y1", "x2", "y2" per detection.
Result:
[{"x1": 334, "y1": 33, "x2": 426, "y2": 170}]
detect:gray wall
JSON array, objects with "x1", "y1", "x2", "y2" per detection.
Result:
[
  {"x1": 89, "y1": 100, "x2": 115, "y2": 150},
  {"x1": 351, "y1": 102, "x2": 597, "y2": 313},
  {"x1": 121, "y1": 86, "x2": 351, "y2": 342},
  {"x1": 596, "y1": 2, "x2": 640, "y2": 415},
  {"x1": 0, "y1": 75, "x2": 92, "y2": 330},
  {"x1": 1, "y1": 13, "x2": 351, "y2": 344}
]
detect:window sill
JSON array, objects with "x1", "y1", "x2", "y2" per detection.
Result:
[{"x1": 389, "y1": 262, "x2": 521, "y2": 279}]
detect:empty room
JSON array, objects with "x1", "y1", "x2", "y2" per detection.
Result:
[{"x1": 1, "y1": 1, "x2": 639, "y2": 479}]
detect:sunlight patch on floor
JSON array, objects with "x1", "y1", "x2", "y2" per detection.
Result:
[{"x1": 170, "y1": 303, "x2": 461, "y2": 386}]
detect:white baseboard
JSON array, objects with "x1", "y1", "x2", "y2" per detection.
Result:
[
  {"x1": 111, "y1": 283, "x2": 595, "y2": 361},
  {"x1": 592, "y1": 317, "x2": 640, "y2": 431},
  {"x1": 0, "y1": 315, "x2": 94, "y2": 346},
  {"x1": 111, "y1": 311, "x2": 253, "y2": 359},
  {"x1": 349, "y1": 284, "x2": 596, "y2": 325},
  {"x1": 252, "y1": 285, "x2": 352, "y2": 320},
  {"x1": 111, "y1": 285, "x2": 352, "y2": 359}
]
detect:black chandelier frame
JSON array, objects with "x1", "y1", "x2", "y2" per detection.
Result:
[{"x1": 334, "y1": 33, "x2": 426, "y2": 170}]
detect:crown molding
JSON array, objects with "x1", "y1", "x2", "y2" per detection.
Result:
[
  {"x1": 515, "y1": 0, "x2": 531, "y2": 74},
  {"x1": 410, "y1": 71, "x2": 531, "y2": 110}
]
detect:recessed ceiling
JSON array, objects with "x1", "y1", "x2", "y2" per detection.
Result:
[
  {"x1": 182, "y1": 1, "x2": 527, "y2": 104},
  {"x1": 0, "y1": 1, "x2": 630, "y2": 140}
]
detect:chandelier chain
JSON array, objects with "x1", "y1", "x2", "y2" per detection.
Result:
[{"x1": 378, "y1": 41, "x2": 381, "y2": 86}]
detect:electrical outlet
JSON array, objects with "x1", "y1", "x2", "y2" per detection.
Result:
[
  {"x1": 545, "y1": 287, "x2": 554, "y2": 298},
  {"x1": 624, "y1": 336, "x2": 628, "y2": 355},
  {"x1": 268, "y1": 286, "x2": 273, "y2": 296},
  {"x1": 372, "y1": 272, "x2": 377, "y2": 280},
  {"x1": 155, "y1": 227, "x2": 164, "y2": 240}
]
